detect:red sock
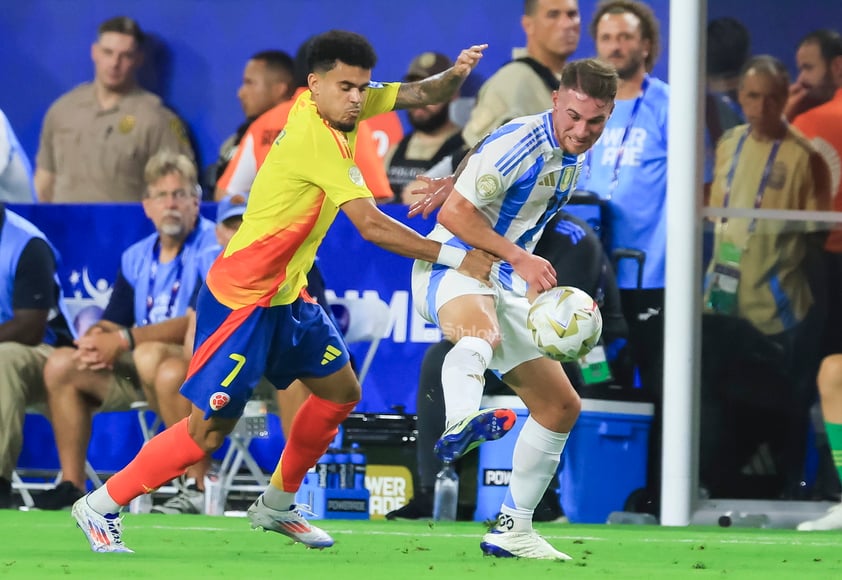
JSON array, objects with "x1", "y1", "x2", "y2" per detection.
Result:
[
  {"x1": 272, "y1": 396, "x2": 357, "y2": 492},
  {"x1": 106, "y1": 417, "x2": 207, "y2": 505}
]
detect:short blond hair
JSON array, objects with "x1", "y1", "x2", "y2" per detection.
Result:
[{"x1": 143, "y1": 150, "x2": 198, "y2": 190}]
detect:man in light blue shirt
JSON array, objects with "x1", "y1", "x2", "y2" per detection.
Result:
[{"x1": 575, "y1": 0, "x2": 668, "y2": 515}]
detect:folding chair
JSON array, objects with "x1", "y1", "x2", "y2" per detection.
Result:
[
  {"x1": 13, "y1": 411, "x2": 103, "y2": 508},
  {"x1": 328, "y1": 294, "x2": 392, "y2": 385}
]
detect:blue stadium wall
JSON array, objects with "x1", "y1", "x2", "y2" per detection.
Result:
[{"x1": 3, "y1": 0, "x2": 841, "y2": 168}]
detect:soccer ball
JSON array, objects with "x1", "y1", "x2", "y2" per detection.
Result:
[{"x1": 526, "y1": 286, "x2": 603, "y2": 362}]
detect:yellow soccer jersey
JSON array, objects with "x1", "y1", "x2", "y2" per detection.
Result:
[{"x1": 206, "y1": 82, "x2": 400, "y2": 308}]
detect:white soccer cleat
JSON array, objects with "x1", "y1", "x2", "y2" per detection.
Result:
[
  {"x1": 480, "y1": 529, "x2": 572, "y2": 561},
  {"x1": 797, "y1": 502, "x2": 842, "y2": 531},
  {"x1": 247, "y1": 495, "x2": 334, "y2": 548},
  {"x1": 72, "y1": 495, "x2": 134, "y2": 553}
]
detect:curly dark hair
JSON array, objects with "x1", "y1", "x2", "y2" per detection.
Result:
[
  {"x1": 589, "y1": 0, "x2": 661, "y2": 72},
  {"x1": 308, "y1": 30, "x2": 377, "y2": 74}
]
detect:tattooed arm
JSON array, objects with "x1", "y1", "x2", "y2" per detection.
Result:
[{"x1": 394, "y1": 44, "x2": 487, "y2": 109}]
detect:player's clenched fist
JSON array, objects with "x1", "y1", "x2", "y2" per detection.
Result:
[{"x1": 457, "y1": 248, "x2": 495, "y2": 285}]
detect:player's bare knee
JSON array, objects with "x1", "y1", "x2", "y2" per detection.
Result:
[{"x1": 334, "y1": 381, "x2": 361, "y2": 404}]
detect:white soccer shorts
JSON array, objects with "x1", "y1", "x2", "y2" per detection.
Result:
[{"x1": 411, "y1": 259, "x2": 544, "y2": 375}]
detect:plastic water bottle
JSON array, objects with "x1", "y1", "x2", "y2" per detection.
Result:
[
  {"x1": 203, "y1": 467, "x2": 225, "y2": 516},
  {"x1": 334, "y1": 449, "x2": 350, "y2": 489},
  {"x1": 718, "y1": 511, "x2": 769, "y2": 528},
  {"x1": 129, "y1": 492, "x2": 153, "y2": 514},
  {"x1": 433, "y1": 460, "x2": 459, "y2": 521},
  {"x1": 350, "y1": 443, "x2": 366, "y2": 490},
  {"x1": 316, "y1": 450, "x2": 335, "y2": 488}
]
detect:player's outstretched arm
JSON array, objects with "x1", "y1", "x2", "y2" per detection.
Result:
[
  {"x1": 395, "y1": 44, "x2": 487, "y2": 110},
  {"x1": 438, "y1": 193, "x2": 556, "y2": 295},
  {"x1": 341, "y1": 197, "x2": 492, "y2": 283}
]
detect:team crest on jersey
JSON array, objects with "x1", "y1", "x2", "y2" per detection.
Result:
[
  {"x1": 349, "y1": 165, "x2": 365, "y2": 186},
  {"x1": 209, "y1": 392, "x2": 230, "y2": 411},
  {"x1": 476, "y1": 174, "x2": 501, "y2": 200},
  {"x1": 560, "y1": 166, "x2": 575, "y2": 191}
]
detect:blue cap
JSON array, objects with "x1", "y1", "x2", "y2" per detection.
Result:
[{"x1": 216, "y1": 193, "x2": 248, "y2": 224}]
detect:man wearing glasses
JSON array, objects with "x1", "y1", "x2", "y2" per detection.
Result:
[{"x1": 31, "y1": 151, "x2": 217, "y2": 509}]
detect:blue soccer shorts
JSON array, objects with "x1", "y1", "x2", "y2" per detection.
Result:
[{"x1": 181, "y1": 284, "x2": 350, "y2": 419}]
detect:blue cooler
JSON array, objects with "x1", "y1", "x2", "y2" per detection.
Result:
[
  {"x1": 560, "y1": 399, "x2": 653, "y2": 523},
  {"x1": 473, "y1": 396, "x2": 653, "y2": 524}
]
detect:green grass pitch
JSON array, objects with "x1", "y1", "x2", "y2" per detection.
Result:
[{"x1": 2, "y1": 511, "x2": 842, "y2": 578}]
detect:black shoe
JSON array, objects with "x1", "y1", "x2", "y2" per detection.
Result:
[
  {"x1": 385, "y1": 495, "x2": 433, "y2": 520},
  {"x1": 0, "y1": 478, "x2": 11, "y2": 509},
  {"x1": 32, "y1": 481, "x2": 85, "y2": 510},
  {"x1": 534, "y1": 486, "x2": 565, "y2": 522}
]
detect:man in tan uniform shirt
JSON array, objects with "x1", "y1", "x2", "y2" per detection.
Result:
[
  {"x1": 34, "y1": 16, "x2": 193, "y2": 203},
  {"x1": 461, "y1": 0, "x2": 581, "y2": 146}
]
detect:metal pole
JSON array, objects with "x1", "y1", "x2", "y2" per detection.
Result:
[{"x1": 661, "y1": 0, "x2": 706, "y2": 526}]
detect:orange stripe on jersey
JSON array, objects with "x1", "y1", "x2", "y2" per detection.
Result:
[
  {"x1": 205, "y1": 193, "x2": 324, "y2": 308},
  {"x1": 324, "y1": 121, "x2": 352, "y2": 159},
  {"x1": 186, "y1": 302, "x2": 259, "y2": 381}
]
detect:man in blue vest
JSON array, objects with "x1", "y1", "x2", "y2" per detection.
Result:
[
  {"x1": 32, "y1": 151, "x2": 218, "y2": 510},
  {"x1": 574, "y1": 0, "x2": 669, "y2": 515},
  {"x1": 0, "y1": 204, "x2": 74, "y2": 508}
]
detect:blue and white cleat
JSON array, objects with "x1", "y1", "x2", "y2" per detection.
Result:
[
  {"x1": 72, "y1": 495, "x2": 133, "y2": 553},
  {"x1": 480, "y1": 529, "x2": 571, "y2": 560},
  {"x1": 434, "y1": 407, "x2": 516, "y2": 463}
]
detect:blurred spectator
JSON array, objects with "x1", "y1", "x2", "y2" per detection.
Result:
[
  {"x1": 707, "y1": 17, "x2": 751, "y2": 108},
  {"x1": 34, "y1": 16, "x2": 194, "y2": 203},
  {"x1": 785, "y1": 29, "x2": 842, "y2": 122},
  {"x1": 574, "y1": 0, "x2": 669, "y2": 512},
  {"x1": 702, "y1": 55, "x2": 831, "y2": 499},
  {"x1": 126, "y1": 193, "x2": 248, "y2": 515},
  {"x1": 790, "y1": 29, "x2": 842, "y2": 353},
  {"x1": 461, "y1": 0, "x2": 581, "y2": 148},
  {"x1": 0, "y1": 109, "x2": 36, "y2": 203},
  {"x1": 0, "y1": 204, "x2": 74, "y2": 508},
  {"x1": 206, "y1": 50, "x2": 295, "y2": 192},
  {"x1": 385, "y1": 52, "x2": 464, "y2": 204},
  {"x1": 704, "y1": 17, "x2": 750, "y2": 204},
  {"x1": 215, "y1": 36, "x2": 393, "y2": 202},
  {"x1": 32, "y1": 151, "x2": 218, "y2": 510}
]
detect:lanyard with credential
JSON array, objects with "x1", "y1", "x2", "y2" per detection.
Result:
[
  {"x1": 144, "y1": 240, "x2": 185, "y2": 326},
  {"x1": 720, "y1": 127, "x2": 782, "y2": 235},
  {"x1": 584, "y1": 75, "x2": 650, "y2": 193}
]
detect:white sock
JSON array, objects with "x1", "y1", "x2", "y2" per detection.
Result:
[
  {"x1": 499, "y1": 416, "x2": 568, "y2": 532},
  {"x1": 262, "y1": 483, "x2": 297, "y2": 511},
  {"x1": 87, "y1": 485, "x2": 122, "y2": 515},
  {"x1": 442, "y1": 336, "x2": 493, "y2": 429}
]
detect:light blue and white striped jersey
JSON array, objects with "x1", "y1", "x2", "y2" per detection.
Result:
[{"x1": 429, "y1": 110, "x2": 583, "y2": 292}]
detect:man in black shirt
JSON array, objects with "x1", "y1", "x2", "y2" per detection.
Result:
[{"x1": 0, "y1": 204, "x2": 73, "y2": 508}]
